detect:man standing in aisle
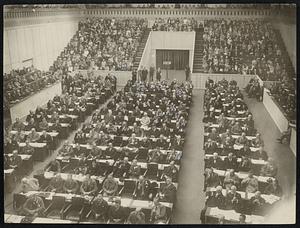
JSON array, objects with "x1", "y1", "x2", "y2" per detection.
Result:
[
  {"x1": 156, "y1": 67, "x2": 162, "y2": 81},
  {"x1": 149, "y1": 66, "x2": 155, "y2": 82},
  {"x1": 185, "y1": 65, "x2": 191, "y2": 81}
]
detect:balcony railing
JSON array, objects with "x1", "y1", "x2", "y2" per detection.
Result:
[{"x1": 4, "y1": 7, "x2": 278, "y2": 20}]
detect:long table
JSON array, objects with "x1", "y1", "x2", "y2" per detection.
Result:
[
  {"x1": 18, "y1": 142, "x2": 47, "y2": 161},
  {"x1": 206, "y1": 187, "x2": 280, "y2": 205},
  {"x1": 205, "y1": 206, "x2": 265, "y2": 224},
  {"x1": 56, "y1": 156, "x2": 180, "y2": 171},
  {"x1": 5, "y1": 154, "x2": 33, "y2": 193},
  {"x1": 4, "y1": 213, "x2": 76, "y2": 224},
  {"x1": 43, "y1": 172, "x2": 178, "y2": 189}
]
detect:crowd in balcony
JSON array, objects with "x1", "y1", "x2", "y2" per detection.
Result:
[
  {"x1": 4, "y1": 66, "x2": 60, "y2": 105},
  {"x1": 51, "y1": 18, "x2": 148, "y2": 73},
  {"x1": 269, "y1": 79, "x2": 296, "y2": 121},
  {"x1": 152, "y1": 18, "x2": 200, "y2": 32},
  {"x1": 201, "y1": 19, "x2": 291, "y2": 82}
]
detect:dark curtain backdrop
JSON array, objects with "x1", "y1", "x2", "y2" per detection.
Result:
[{"x1": 156, "y1": 50, "x2": 189, "y2": 70}]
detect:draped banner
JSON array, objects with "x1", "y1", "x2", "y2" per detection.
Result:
[{"x1": 156, "y1": 50, "x2": 189, "y2": 70}]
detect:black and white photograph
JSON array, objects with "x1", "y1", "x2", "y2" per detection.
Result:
[{"x1": 3, "y1": 3, "x2": 297, "y2": 224}]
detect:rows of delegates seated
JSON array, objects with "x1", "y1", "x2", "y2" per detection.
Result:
[
  {"x1": 51, "y1": 18, "x2": 148, "y2": 73},
  {"x1": 268, "y1": 78, "x2": 296, "y2": 121},
  {"x1": 200, "y1": 78, "x2": 282, "y2": 224},
  {"x1": 4, "y1": 74, "x2": 116, "y2": 194},
  {"x1": 13, "y1": 79, "x2": 193, "y2": 224},
  {"x1": 4, "y1": 66, "x2": 60, "y2": 105},
  {"x1": 201, "y1": 19, "x2": 290, "y2": 82},
  {"x1": 245, "y1": 75, "x2": 296, "y2": 122},
  {"x1": 151, "y1": 18, "x2": 200, "y2": 31}
]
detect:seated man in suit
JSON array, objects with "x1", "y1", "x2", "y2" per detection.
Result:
[
  {"x1": 249, "y1": 191, "x2": 266, "y2": 214},
  {"x1": 158, "y1": 177, "x2": 177, "y2": 203},
  {"x1": 63, "y1": 173, "x2": 79, "y2": 194},
  {"x1": 150, "y1": 197, "x2": 167, "y2": 224},
  {"x1": 241, "y1": 171, "x2": 259, "y2": 193},
  {"x1": 9, "y1": 150, "x2": 22, "y2": 169},
  {"x1": 27, "y1": 128, "x2": 40, "y2": 142},
  {"x1": 132, "y1": 122, "x2": 142, "y2": 137},
  {"x1": 251, "y1": 133, "x2": 264, "y2": 148},
  {"x1": 12, "y1": 118, "x2": 25, "y2": 131},
  {"x1": 235, "y1": 132, "x2": 249, "y2": 146},
  {"x1": 126, "y1": 207, "x2": 145, "y2": 224},
  {"x1": 231, "y1": 122, "x2": 243, "y2": 135},
  {"x1": 149, "y1": 125, "x2": 160, "y2": 138},
  {"x1": 22, "y1": 140, "x2": 35, "y2": 155},
  {"x1": 260, "y1": 158, "x2": 278, "y2": 177},
  {"x1": 26, "y1": 111, "x2": 36, "y2": 123},
  {"x1": 156, "y1": 135, "x2": 168, "y2": 149},
  {"x1": 87, "y1": 143, "x2": 103, "y2": 159},
  {"x1": 106, "y1": 143, "x2": 118, "y2": 160},
  {"x1": 204, "y1": 168, "x2": 221, "y2": 190},
  {"x1": 205, "y1": 185, "x2": 225, "y2": 208},
  {"x1": 127, "y1": 133, "x2": 139, "y2": 148},
  {"x1": 140, "y1": 136, "x2": 150, "y2": 149},
  {"x1": 171, "y1": 135, "x2": 184, "y2": 151},
  {"x1": 238, "y1": 144, "x2": 251, "y2": 158},
  {"x1": 21, "y1": 194, "x2": 45, "y2": 217},
  {"x1": 223, "y1": 153, "x2": 238, "y2": 171},
  {"x1": 59, "y1": 141, "x2": 73, "y2": 157},
  {"x1": 148, "y1": 147, "x2": 162, "y2": 163},
  {"x1": 162, "y1": 161, "x2": 179, "y2": 182},
  {"x1": 38, "y1": 130, "x2": 52, "y2": 145},
  {"x1": 221, "y1": 136, "x2": 234, "y2": 156},
  {"x1": 204, "y1": 138, "x2": 218, "y2": 154},
  {"x1": 39, "y1": 117, "x2": 49, "y2": 131},
  {"x1": 50, "y1": 119, "x2": 62, "y2": 134},
  {"x1": 225, "y1": 185, "x2": 242, "y2": 211},
  {"x1": 114, "y1": 157, "x2": 131, "y2": 178},
  {"x1": 102, "y1": 174, "x2": 119, "y2": 197},
  {"x1": 207, "y1": 153, "x2": 223, "y2": 169},
  {"x1": 80, "y1": 174, "x2": 98, "y2": 196},
  {"x1": 263, "y1": 178, "x2": 282, "y2": 197},
  {"x1": 253, "y1": 146, "x2": 268, "y2": 161},
  {"x1": 48, "y1": 173, "x2": 64, "y2": 193},
  {"x1": 90, "y1": 194, "x2": 109, "y2": 221},
  {"x1": 128, "y1": 159, "x2": 141, "y2": 179},
  {"x1": 223, "y1": 169, "x2": 240, "y2": 189},
  {"x1": 107, "y1": 198, "x2": 126, "y2": 224},
  {"x1": 12, "y1": 129, "x2": 26, "y2": 144},
  {"x1": 220, "y1": 129, "x2": 233, "y2": 144},
  {"x1": 238, "y1": 156, "x2": 252, "y2": 172},
  {"x1": 208, "y1": 128, "x2": 220, "y2": 143}
]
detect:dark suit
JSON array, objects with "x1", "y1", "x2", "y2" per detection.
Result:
[
  {"x1": 207, "y1": 157, "x2": 223, "y2": 169},
  {"x1": 223, "y1": 157, "x2": 238, "y2": 170},
  {"x1": 206, "y1": 191, "x2": 225, "y2": 208}
]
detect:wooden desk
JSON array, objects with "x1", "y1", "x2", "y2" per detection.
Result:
[
  {"x1": 205, "y1": 206, "x2": 265, "y2": 224},
  {"x1": 18, "y1": 142, "x2": 47, "y2": 161},
  {"x1": 206, "y1": 187, "x2": 281, "y2": 205}
]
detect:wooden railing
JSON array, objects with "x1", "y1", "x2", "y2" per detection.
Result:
[{"x1": 4, "y1": 7, "x2": 276, "y2": 20}]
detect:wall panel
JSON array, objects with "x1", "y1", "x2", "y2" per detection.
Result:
[{"x1": 4, "y1": 20, "x2": 79, "y2": 73}]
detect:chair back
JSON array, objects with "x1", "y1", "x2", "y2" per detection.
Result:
[
  {"x1": 52, "y1": 195, "x2": 66, "y2": 208},
  {"x1": 71, "y1": 197, "x2": 85, "y2": 207},
  {"x1": 123, "y1": 179, "x2": 136, "y2": 194},
  {"x1": 146, "y1": 163, "x2": 158, "y2": 176},
  {"x1": 13, "y1": 193, "x2": 27, "y2": 211}
]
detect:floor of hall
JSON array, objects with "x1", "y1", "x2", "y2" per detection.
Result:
[{"x1": 4, "y1": 86, "x2": 296, "y2": 223}]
